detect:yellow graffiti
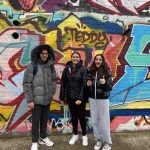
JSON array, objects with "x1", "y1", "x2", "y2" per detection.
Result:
[
  {"x1": 0, "y1": 106, "x2": 14, "y2": 119},
  {"x1": 45, "y1": 30, "x2": 58, "y2": 48},
  {"x1": 111, "y1": 101, "x2": 150, "y2": 109},
  {"x1": 50, "y1": 101, "x2": 61, "y2": 111},
  {"x1": 58, "y1": 14, "x2": 108, "y2": 50},
  {"x1": 0, "y1": 19, "x2": 10, "y2": 31},
  {"x1": 14, "y1": 58, "x2": 21, "y2": 70},
  {"x1": 147, "y1": 72, "x2": 150, "y2": 79},
  {"x1": 59, "y1": 50, "x2": 72, "y2": 63},
  {"x1": 94, "y1": 50, "x2": 104, "y2": 56},
  {"x1": 0, "y1": 106, "x2": 14, "y2": 128}
]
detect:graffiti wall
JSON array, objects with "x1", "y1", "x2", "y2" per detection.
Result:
[{"x1": 0, "y1": 0, "x2": 150, "y2": 135}]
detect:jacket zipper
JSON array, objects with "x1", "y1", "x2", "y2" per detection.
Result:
[
  {"x1": 42, "y1": 67, "x2": 46, "y2": 105},
  {"x1": 95, "y1": 71, "x2": 97, "y2": 100}
]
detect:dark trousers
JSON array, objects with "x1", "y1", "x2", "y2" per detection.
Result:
[
  {"x1": 68, "y1": 100, "x2": 87, "y2": 136},
  {"x1": 32, "y1": 104, "x2": 50, "y2": 142}
]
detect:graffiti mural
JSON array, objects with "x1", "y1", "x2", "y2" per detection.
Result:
[
  {"x1": 8, "y1": 0, "x2": 36, "y2": 12},
  {"x1": 0, "y1": 0, "x2": 150, "y2": 135},
  {"x1": 4, "y1": 0, "x2": 150, "y2": 15},
  {"x1": 86, "y1": 0, "x2": 150, "y2": 15}
]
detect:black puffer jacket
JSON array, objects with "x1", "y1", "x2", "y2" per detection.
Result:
[
  {"x1": 87, "y1": 69, "x2": 112, "y2": 99},
  {"x1": 59, "y1": 60, "x2": 86, "y2": 102}
]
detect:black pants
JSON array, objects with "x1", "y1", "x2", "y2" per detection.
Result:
[
  {"x1": 32, "y1": 104, "x2": 50, "y2": 142},
  {"x1": 68, "y1": 100, "x2": 87, "y2": 136}
]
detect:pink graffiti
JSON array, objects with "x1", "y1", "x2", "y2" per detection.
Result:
[
  {"x1": 86, "y1": 0, "x2": 150, "y2": 15},
  {"x1": 8, "y1": 0, "x2": 36, "y2": 11},
  {"x1": 110, "y1": 116, "x2": 133, "y2": 131},
  {"x1": 40, "y1": 0, "x2": 68, "y2": 11},
  {"x1": 0, "y1": 28, "x2": 43, "y2": 104},
  {"x1": 53, "y1": 64, "x2": 65, "y2": 102},
  {"x1": 15, "y1": 121, "x2": 32, "y2": 133}
]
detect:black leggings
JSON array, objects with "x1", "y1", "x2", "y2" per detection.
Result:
[{"x1": 68, "y1": 100, "x2": 87, "y2": 136}]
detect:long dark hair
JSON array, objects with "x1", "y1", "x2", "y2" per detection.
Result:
[{"x1": 90, "y1": 54, "x2": 110, "y2": 78}]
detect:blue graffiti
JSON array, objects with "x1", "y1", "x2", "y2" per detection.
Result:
[
  {"x1": 110, "y1": 66, "x2": 150, "y2": 105},
  {"x1": 110, "y1": 24, "x2": 150, "y2": 106}
]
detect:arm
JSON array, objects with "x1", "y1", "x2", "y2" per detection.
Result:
[
  {"x1": 102, "y1": 75, "x2": 113, "y2": 91},
  {"x1": 59, "y1": 68, "x2": 67, "y2": 101},
  {"x1": 78, "y1": 67, "x2": 87, "y2": 102},
  {"x1": 50, "y1": 64, "x2": 57, "y2": 96},
  {"x1": 23, "y1": 64, "x2": 34, "y2": 103},
  {"x1": 96, "y1": 70, "x2": 113, "y2": 91}
]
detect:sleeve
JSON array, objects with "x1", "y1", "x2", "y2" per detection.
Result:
[
  {"x1": 51, "y1": 64, "x2": 57, "y2": 96},
  {"x1": 78, "y1": 67, "x2": 87, "y2": 101},
  {"x1": 102, "y1": 70, "x2": 113, "y2": 91},
  {"x1": 22, "y1": 64, "x2": 34, "y2": 103},
  {"x1": 59, "y1": 68, "x2": 67, "y2": 101}
]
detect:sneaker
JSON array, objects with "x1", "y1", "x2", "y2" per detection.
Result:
[
  {"x1": 69, "y1": 134, "x2": 79, "y2": 145},
  {"x1": 39, "y1": 137, "x2": 54, "y2": 146},
  {"x1": 31, "y1": 143, "x2": 39, "y2": 150},
  {"x1": 102, "y1": 144, "x2": 111, "y2": 150},
  {"x1": 94, "y1": 140, "x2": 102, "y2": 150},
  {"x1": 82, "y1": 135, "x2": 88, "y2": 146}
]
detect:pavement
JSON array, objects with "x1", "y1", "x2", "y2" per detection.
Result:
[{"x1": 0, "y1": 131, "x2": 150, "y2": 150}]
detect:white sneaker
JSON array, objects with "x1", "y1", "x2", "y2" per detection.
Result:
[
  {"x1": 94, "y1": 140, "x2": 102, "y2": 150},
  {"x1": 69, "y1": 134, "x2": 79, "y2": 145},
  {"x1": 31, "y1": 143, "x2": 39, "y2": 150},
  {"x1": 82, "y1": 135, "x2": 88, "y2": 146},
  {"x1": 102, "y1": 144, "x2": 111, "y2": 150},
  {"x1": 39, "y1": 137, "x2": 54, "y2": 146}
]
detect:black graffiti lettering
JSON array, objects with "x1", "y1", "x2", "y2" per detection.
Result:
[
  {"x1": 76, "y1": 31, "x2": 83, "y2": 42},
  {"x1": 89, "y1": 32, "x2": 97, "y2": 43},
  {"x1": 64, "y1": 27, "x2": 107, "y2": 48},
  {"x1": 64, "y1": 27, "x2": 76, "y2": 41},
  {"x1": 97, "y1": 32, "x2": 106, "y2": 41},
  {"x1": 82, "y1": 31, "x2": 90, "y2": 43}
]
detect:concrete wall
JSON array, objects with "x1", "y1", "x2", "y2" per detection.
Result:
[{"x1": 0, "y1": 0, "x2": 150, "y2": 135}]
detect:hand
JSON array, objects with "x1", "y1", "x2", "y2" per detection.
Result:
[
  {"x1": 87, "y1": 80, "x2": 92, "y2": 86},
  {"x1": 99, "y1": 76, "x2": 106, "y2": 84},
  {"x1": 75, "y1": 100, "x2": 82, "y2": 105},
  {"x1": 60, "y1": 101, "x2": 64, "y2": 106},
  {"x1": 28, "y1": 102, "x2": 34, "y2": 109}
]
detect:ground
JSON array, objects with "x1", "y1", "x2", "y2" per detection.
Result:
[{"x1": 0, "y1": 131, "x2": 150, "y2": 150}]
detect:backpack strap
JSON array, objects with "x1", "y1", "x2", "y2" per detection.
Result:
[
  {"x1": 33, "y1": 63, "x2": 38, "y2": 77},
  {"x1": 33, "y1": 63, "x2": 57, "y2": 80}
]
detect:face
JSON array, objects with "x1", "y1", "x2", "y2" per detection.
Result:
[
  {"x1": 95, "y1": 55, "x2": 103, "y2": 68},
  {"x1": 71, "y1": 53, "x2": 80, "y2": 65},
  {"x1": 40, "y1": 50, "x2": 49, "y2": 62}
]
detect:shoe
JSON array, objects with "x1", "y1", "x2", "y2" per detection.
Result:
[
  {"x1": 94, "y1": 140, "x2": 102, "y2": 150},
  {"x1": 82, "y1": 135, "x2": 88, "y2": 146},
  {"x1": 102, "y1": 144, "x2": 111, "y2": 150},
  {"x1": 39, "y1": 137, "x2": 54, "y2": 146},
  {"x1": 31, "y1": 143, "x2": 39, "y2": 150},
  {"x1": 69, "y1": 134, "x2": 79, "y2": 145}
]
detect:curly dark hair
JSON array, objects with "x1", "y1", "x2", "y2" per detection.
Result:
[
  {"x1": 31, "y1": 44, "x2": 55, "y2": 64},
  {"x1": 90, "y1": 54, "x2": 110, "y2": 78}
]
